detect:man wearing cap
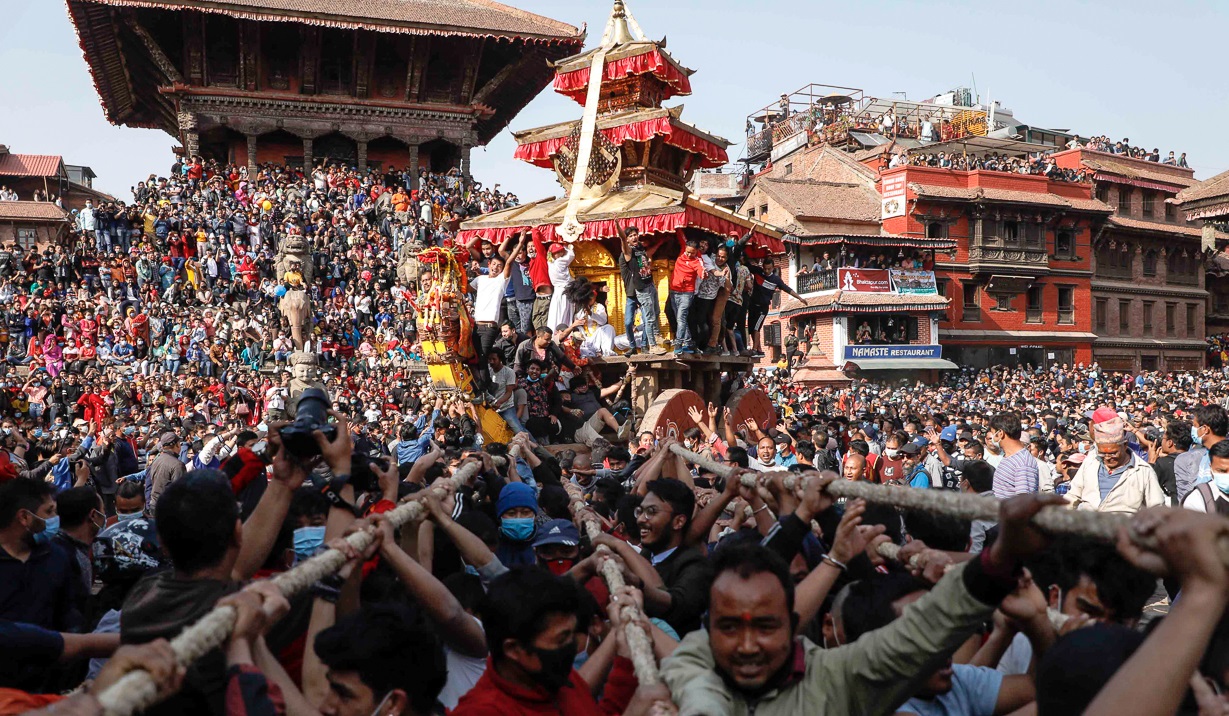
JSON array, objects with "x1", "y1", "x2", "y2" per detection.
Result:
[
  {"x1": 771, "y1": 433, "x2": 798, "y2": 468},
  {"x1": 532, "y1": 518, "x2": 581, "y2": 577},
  {"x1": 145, "y1": 432, "x2": 186, "y2": 511},
  {"x1": 899, "y1": 442, "x2": 931, "y2": 489},
  {"x1": 1064, "y1": 415, "x2": 1164, "y2": 513}
]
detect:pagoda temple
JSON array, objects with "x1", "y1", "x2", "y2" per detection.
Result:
[
  {"x1": 461, "y1": 0, "x2": 785, "y2": 435},
  {"x1": 66, "y1": 0, "x2": 583, "y2": 181}
]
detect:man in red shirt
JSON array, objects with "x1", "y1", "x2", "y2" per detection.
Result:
[
  {"x1": 667, "y1": 232, "x2": 705, "y2": 355},
  {"x1": 452, "y1": 568, "x2": 641, "y2": 716}
]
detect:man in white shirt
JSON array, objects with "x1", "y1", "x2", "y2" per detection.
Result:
[{"x1": 471, "y1": 235, "x2": 526, "y2": 381}]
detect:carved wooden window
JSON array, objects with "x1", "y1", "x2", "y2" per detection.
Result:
[
  {"x1": 926, "y1": 222, "x2": 947, "y2": 239},
  {"x1": 263, "y1": 24, "x2": 298, "y2": 91},
  {"x1": 1119, "y1": 299, "x2": 1131, "y2": 332},
  {"x1": 1143, "y1": 250, "x2": 1158, "y2": 276},
  {"x1": 1055, "y1": 230, "x2": 1074, "y2": 258},
  {"x1": 205, "y1": 15, "x2": 239, "y2": 87},
  {"x1": 1057, "y1": 286, "x2": 1074, "y2": 325},
  {"x1": 319, "y1": 29, "x2": 354, "y2": 96},
  {"x1": 1026, "y1": 286, "x2": 1043, "y2": 323},
  {"x1": 373, "y1": 36, "x2": 407, "y2": 99}
]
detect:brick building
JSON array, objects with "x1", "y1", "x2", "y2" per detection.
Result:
[
  {"x1": 1051, "y1": 149, "x2": 1210, "y2": 372},
  {"x1": 1176, "y1": 169, "x2": 1229, "y2": 341},
  {"x1": 881, "y1": 148, "x2": 1109, "y2": 369},
  {"x1": 739, "y1": 144, "x2": 956, "y2": 382},
  {"x1": 734, "y1": 82, "x2": 1228, "y2": 376}
]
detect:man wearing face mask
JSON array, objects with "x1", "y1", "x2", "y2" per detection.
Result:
[
  {"x1": 1175, "y1": 404, "x2": 1228, "y2": 502},
  {"x1": 984, "y1": 412, "x2": 1037, "y2": 498},
  {"x1": 877, "y1": 432, "x2": 908, "y2": 484},
  {"x1": 312, "y1": 604, "x2": 449, "y2": 716},
  {"x1": 0, "y1": 478, "x2": 82, "y2": 633},
  {"x1": 532, "y1": 518, "x2": 581, "y2": 576},
  {"x1": 1181, "y1": 439, "x2": 1229, "y2": 514},
  {"x1": 494, "y1": 482, "x2": 539, "y2": 568},
  {"x1": 453, "y1": 568, "x2": 640, "y2": 716},
  {"x1": 54, "y1": 486, "x2": 108, "y2": 605}
]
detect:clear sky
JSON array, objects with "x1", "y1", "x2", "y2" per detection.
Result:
[{"x1": 2, "y1": 0, "x2": 1226, "y2": 202}]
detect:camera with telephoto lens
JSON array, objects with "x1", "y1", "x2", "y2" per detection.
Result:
[
  {"x1": 279, "y1": 388, "x2": 336, "y2": 458},
  {"x1": 279, "y1": 388, "x2": 385, "y2": 495}
]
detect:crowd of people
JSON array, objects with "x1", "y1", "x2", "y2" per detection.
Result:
[
  {"x1": 8, "y1": 149, "x2": 1229, "y2": 716},
  {"x1": 1074, "y1": 136, "x2": 1189, "y2": 167},
  {"x1": 899, "y1": 151, "x2": 1090, "y2": 183}
]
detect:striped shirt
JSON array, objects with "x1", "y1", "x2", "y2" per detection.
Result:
[{"x1": 993, "y1": 448, "x2": 1039, "y2": 498}]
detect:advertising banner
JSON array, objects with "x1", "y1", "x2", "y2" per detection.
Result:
[
  {"x1": 890, "y1": 269, "x2": 938, "y2": 295},
  {"x1": 837, "y1": 268, "x2": 891, "y2": 292}
]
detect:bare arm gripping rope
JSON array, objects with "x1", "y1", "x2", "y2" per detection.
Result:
[
  {"x1": 96, "y1": 461, "x2": 484, "y2": 716},
  {"x1": 562, "y1": 481, "x2": 660, "y2": 685},
  {"x1": 667, "y1": 444, "x2": 1229, "y2": 566}
]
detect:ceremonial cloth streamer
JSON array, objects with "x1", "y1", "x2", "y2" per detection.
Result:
[{"x1": 514, "y1": 117, "x2": 728, "y2": 169}]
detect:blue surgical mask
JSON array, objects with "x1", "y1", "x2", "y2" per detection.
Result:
[
  {"x1": 500, "y1": 517, "x2": 536, "y2": 542},
  {"x1": 116, "y1": 510, "x2": 143, "y2": 523},
  {"x1": 31, "y1": 513, "x2": 59, "y2": 545},
  {"x1": 293, "y1": 525, "x2": 326, "y2": 560},
  {"x1": 1215, "y1": 472, "x2": 1229, "y2": 496},
  {"x1": 1193, "y1": 426, "x2": 1203, "y2": 444}
]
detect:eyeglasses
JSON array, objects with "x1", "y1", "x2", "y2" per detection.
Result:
[{"x1": 634, "y1": 505, "x2": 674, "y2": 520}]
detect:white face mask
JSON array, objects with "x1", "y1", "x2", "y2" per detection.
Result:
[
  {"x1": 883, "y1": 448, "x2": 900, "y2": 459},
  {"x1": 368, "y1": 690, "x2": 393, "y2": 716}
]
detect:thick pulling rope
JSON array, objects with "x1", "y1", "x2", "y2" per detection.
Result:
[
  {"x1": 668, "y1": 445, "x2": 1229, "y2": 566},
  {"x1": 96, "y1": 461, "x2": 484, "y2": 716},
  {"x1": 563, "y1": 481, "x2": 660, "y2": 685}
]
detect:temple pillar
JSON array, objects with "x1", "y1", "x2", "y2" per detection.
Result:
[
  {"x1": 183, "y1": 130, "x2": 200, "y2": 159},
  {"x1": 357, "y1": 140, "x2": 369, "y2": 173},
  {"x1": 177, "y1": 111, "x2": 200, "y2": 158},
  {"x1": 460, "y1": 143, "x2": 472, "y2": 180},
  {"x1": 302, "y1": 138, "x2": 314, "y2": 171},
  {"x1": 246, "y1": 134, "x2": 258, "y2": 174},
  {"x1": 407, "y1": 144, "x2": 420, "y2": 189}
]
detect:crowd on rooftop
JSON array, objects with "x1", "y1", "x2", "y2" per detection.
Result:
[
  {"x1": 898, "y1": 150, "x2": 1090, "y2": 182},
  {"x1": 1073, "y1": 136, "x2": 1189, "y2": 167}
]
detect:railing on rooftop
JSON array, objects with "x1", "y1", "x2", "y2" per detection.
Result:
[{"x1": 797, "y1": 270, "x2": 838, "y2": 294}]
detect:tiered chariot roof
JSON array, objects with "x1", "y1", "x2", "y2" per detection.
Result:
[{"x1": 460, "y1": 0, "x2": 783, "y2": 253}]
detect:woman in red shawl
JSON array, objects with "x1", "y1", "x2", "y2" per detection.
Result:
[{"x1": 125, "y1": 307, "x2": 149, "y2": 345}]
